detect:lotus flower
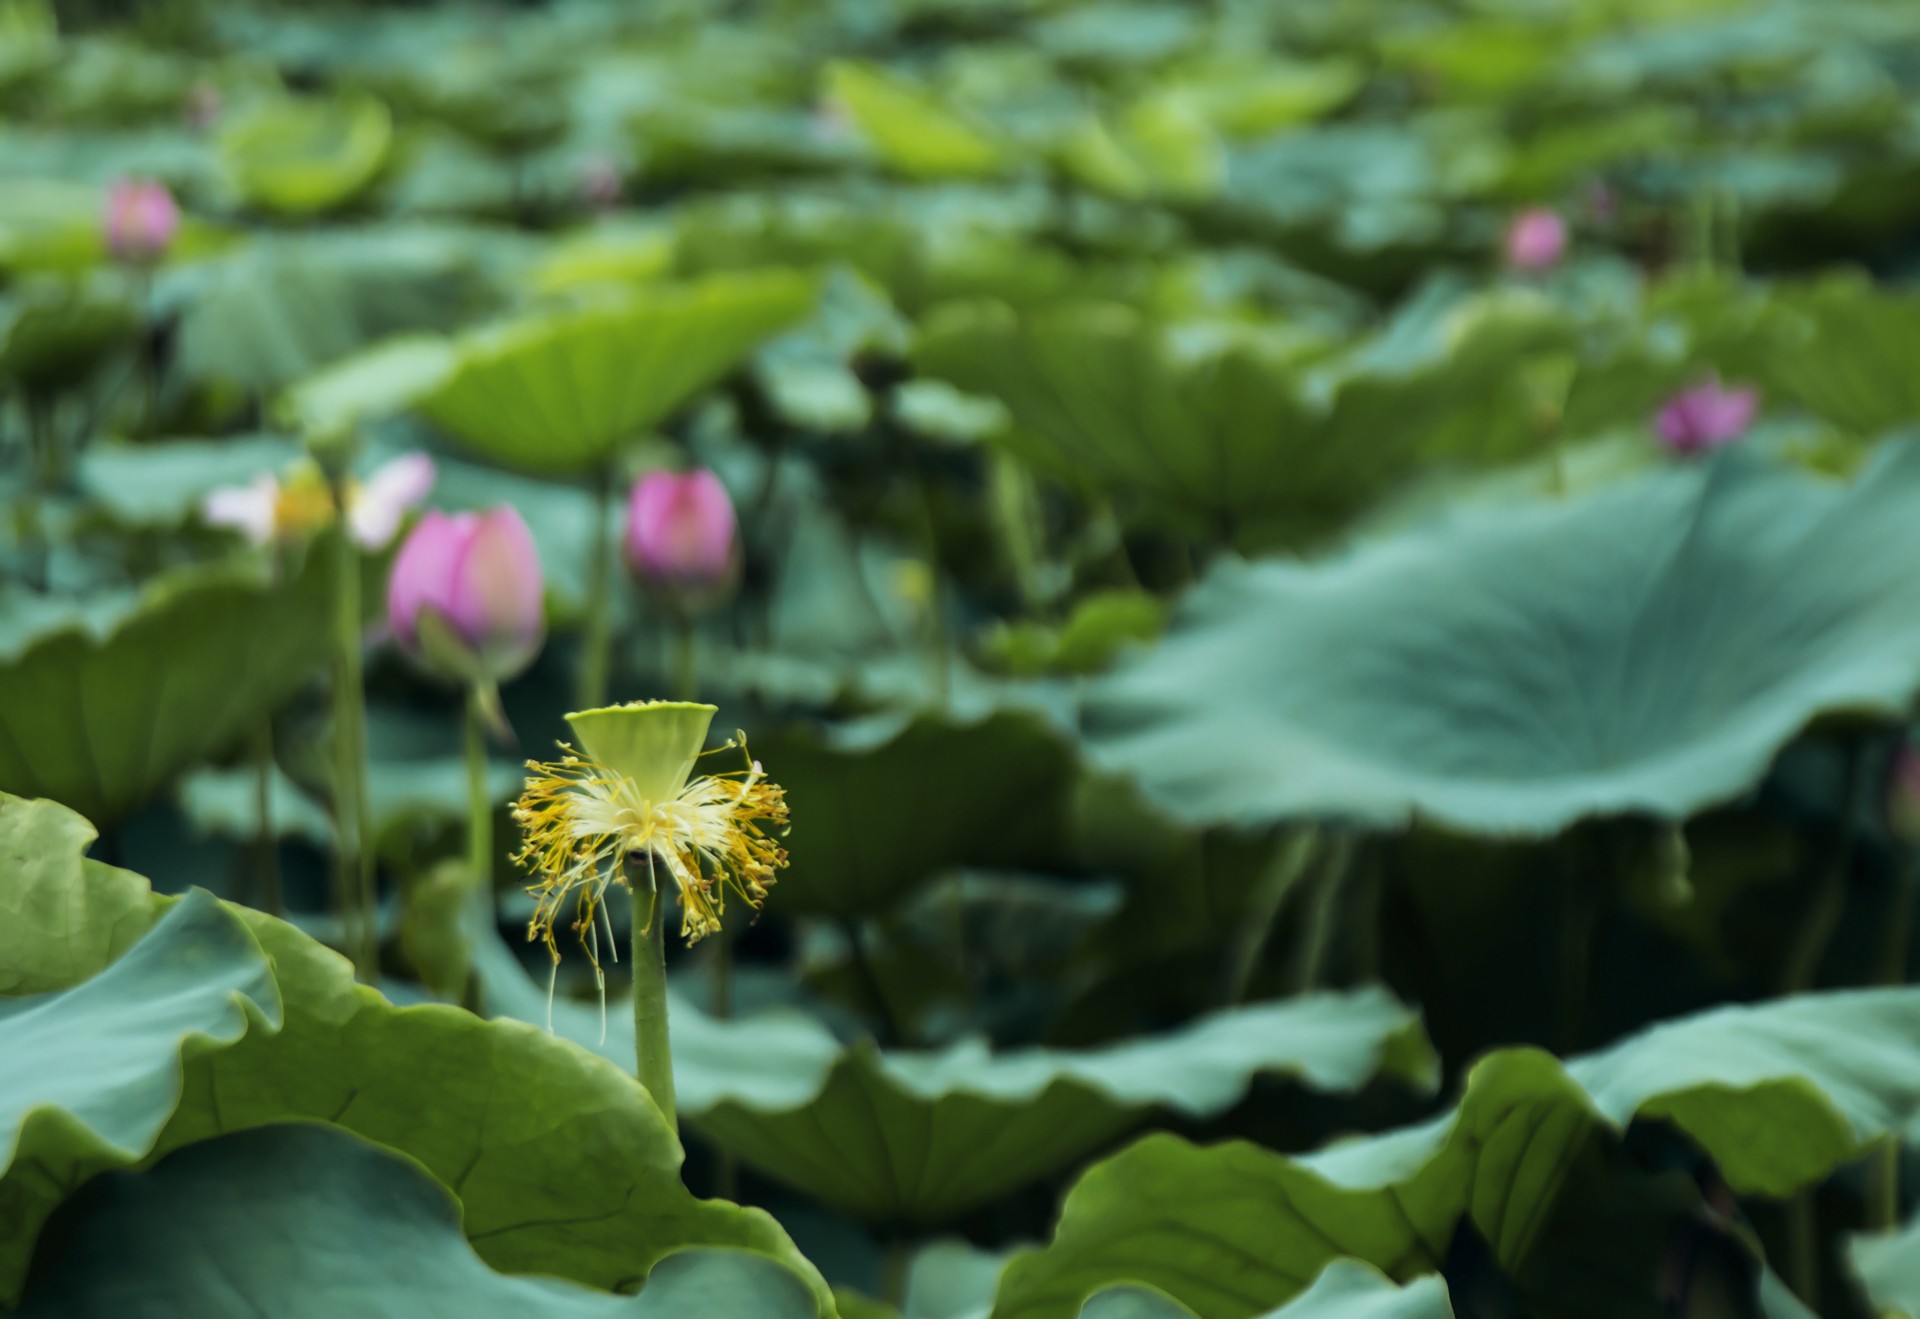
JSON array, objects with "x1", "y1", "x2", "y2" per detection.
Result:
[
  {"x1": 103, "y1": 179, "x2": 179, "y2": 265},
  {"x1": 1655, "y1": 377, "x2": 1759, "y2": 457},
  {"x1": 387, "y1": 506, "x2": 545, "y2": 684},
  {"x1": 624, "y1": 469, "x2": 740, "y2": 607},
  {"x1": 1504, "y1": 207, "x2": 1567, "y2": 273},
  {"x1": 201, "y1": 454, "x2": 434, "y2": 549},
  {"x1": 516, "y1": 700, "x2": 789, "y2": 954}
]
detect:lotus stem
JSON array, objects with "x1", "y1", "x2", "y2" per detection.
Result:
[
  {"x1": 577, "y1": 462, "x2": 618, "y2": 710},
  {"x1": 1224, "y1": 829, "x2": 1317, "y2": 1006},
  {"x1": 251, "y1": 718, "x2": 283, "y2": 918},
  {"x1": 329, "y1": 519, "x2": 378, "y2": 980},
  {"x1": 1781, "y1": 742, "x2": 1866, "y2": 995},
  {"x1": 465, "y1": 684, "x2": 494, "y2": 927},
  {"x1": 628, "y1": 856, "x2": 678, "y2": 1131}
]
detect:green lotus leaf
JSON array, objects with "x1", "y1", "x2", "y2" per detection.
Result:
[
  {"x1": 825, "y1": 61, "x2": 1008, "y2": 180},
  {"x1": 416, "y1": 269, "x2": 817, "y2": 472},
  {"x1": 0, "y1": 274, "x2": 139, "y2": 396},
  {"x1": 0, "y1": 791, "x2": 834, "y2": 1314},
  {"x1": 991, "y1": 987, "x2": 1920, "y2": 1319},
  {"x1": 219, "y1": 92, "x2": 393, "y2": 216},
  {"x1": 78, "y1": 435, "x2": 300, "y2": 528},
  {"x1": 1850, "y1": 1211, "x2": 1920, "y2": 1319},
  {"x1": 18, "y1": 1126, "x2": 822, "y2": 1319},
  {"x1": 0, "y1": 179, "x2": 105, "y2": 277},
  {"x1": 755, "y1": 708, "x2": 1080, "y2": 919},
  {"x1": 1766, "y1": 276, "x2": 1920, "y2": 436},
  {"x1": 277, "y1": 333, "x2": 459, "y2": 443},
  {"x1": 171, "y1": 229, "x2": 511, "y2": 395},
  {"x1": 1084, "y1": 442, "x2": 1920, "y2": 835},
  {"x1": 0, "y1": 546, "x2": 336, "y2": 826},
  {"x1": 1079, "y1": 1261, "x2": 1452, "y2": 1319},
  {"x1": 475, "y1": 929, "x2": 1434, "y2": 1225},
  {"x1": 912, "y1": 298, "x2": 1559, "y2": 550}
]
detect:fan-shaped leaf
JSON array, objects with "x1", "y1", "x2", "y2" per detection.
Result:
[
  {"x1": 1084, "y1": 442, "x2": 1920, "y2": 835},
  {"x1": 913, "y1": 299, "x2": 1558, "y2": 550},
  {"x1": 219, "y1": 92, "x2": 393, "y2": 216},
  {"x1": 19, "y1": 1126, "x2": 823, "y2": 1319},
  {"x1": 991, "y1": 987, "x2": 1920, "y2": 1319},
  {"x1": 0, "y1": 547, "x2": 336, "y2": 826},
  {"x1": 417, "y1": 270, "x2": 817, "y2": 472},
  {"x1": 0, "y1": 793, "x2": 833, "y2": 1314},
  {"x1": 474, "y1": 930, "x2": 1433, "y2": 1225}
]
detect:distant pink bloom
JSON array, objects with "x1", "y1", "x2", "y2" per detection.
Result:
[
  {"x1": 1655, "y1": 377, "x2": 1759, "y2": 456},
  {"x1": 388, "y1": 507, "x2": 545, "y2": 683},
  {"x1": 1891, "y1": 745, "x2": 1920, "y2": 845},
  {"x1": 624, "y1": 469, "x2": 739, "y2": 607},
  {"x1": 103, "y1": 178, "x2": 179, "y2": 265},
  {"x1": 579, "y1": 155, "x2": 623, "y2": 209},
  {"x1": 184, "y1": 82, "x2": 222, "y2": 132},
  {"x1": 1504, "y1": 207, "x2": 1567, "y2": 272}
]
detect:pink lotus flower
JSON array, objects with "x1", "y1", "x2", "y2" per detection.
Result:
[
  {"x1": 387, "y1": 507, "x2": 545, "y2": 684},
  {"x1": 1504, "y1": 207, "x2": 1567, "y2": 273},
  {"x1": 624, "y1": 469, "x2": 740, "y2": 608},
  {"x1": 103, "y1": 179, "x2": 179, "y2": 265},
  {"x1": 1655, "y1": 377, "x2": 1759, "y2": 456},
  {"x1": 200, "y1": 454, "x2": 434, "y2": 549}
]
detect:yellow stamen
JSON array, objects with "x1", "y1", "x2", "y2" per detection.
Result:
[{"x1": 511, "y1": 737, "x2": 791, "y2": 973}]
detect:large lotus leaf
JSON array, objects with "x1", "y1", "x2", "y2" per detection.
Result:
[
  {"x1": 1765, "y1": 276, "x2": 1920, "y2": 435},
  {"x1": 991, "y1": 987, "x2": 1920, "y2": 1319},
  {"x1": 18, "y1": 1126, "x2": 822, "y2": 1319},
  {"x1": 0, "y1": 274, "x2": 139, "y2": 396},
  {"x1": 277, "y1": 334, "x2": 459, "y2": 442},
  {"x1": 219, "y1": 92, "x2": 393, "y2": 216},
  {"x1": 1083, "y1": 442, "x2": 1920, "y2": 835},
  {"x1": 474, "y1": 928, "x2": 1433, "y2": 1225},
  {"x1": 912, "y1": 299, "x2": 1557, "y2": 550},
  {"x1": 825, "y1": 62, "x2": 1008, "y2": 180},
  {"x1": 0, "y1": 547, "x2": 336, "y2": 826},
  {"x1": 0, "y1": 792, "x2": 834, "y2": 1314},
  {"x1": 416, "y1": 270, "x2": 817, "y2": 472},
  {"x1": 1080, "y1": 1262, "x2": 1452, "y2": 1319},
  {"x1": 0, "y1": 179, "x2": 105, "y2": 276},
  {"x1": 78, "y1": 435, "x2": 301, "y2": 528},
  {"x1": 755, "y1": 709, "x2": 1080, "y2": 919},
  {"x1": 1851, "y1": 1212, "x2": 1920, "y2": 1318},
  {"x1": 171, "y1": 229, "x2": 510, "y2": 395}
]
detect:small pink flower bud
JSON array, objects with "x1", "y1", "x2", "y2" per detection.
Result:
[
  {"x1": 1891, "y1": 745, "x2": 1920, "y2": 846},
  {"x1": 388, "y1": 507, "x2": 545, "y2": 684},
  {"x1": 1654, "y1": 376, "x2": 1759, "y2": 457},
  {"x1": 103, "y1": 178, "x2": 179, "y2": 265},
  {"x1": 1503, "y1": 207, "x2": 1567, "y2": 273},
  {"x1": 624, "y1": 469, "x2": 739, "y2": 608},
  {"x1": 579, "y1": 155, "x2": 623, "y2": 210}
]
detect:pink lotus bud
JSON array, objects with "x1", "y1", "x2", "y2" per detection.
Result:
[
  {"x1": 624, "y1": 469, "x2": 739, "y2": 607},
  {"x1": 388, "y1": 507, "x2": 545, "y2": 683},
  {"x1": 1889, "y1": 745, "x2": 1920, "y2": 846},
  {"x1": 1655, "y1": 376, "x2": 1759, "y2": 457},
  {"x1": 1504, "y1": 207, "x2": 1567, "y2": 272},
  {"x1": 579, "y1": 155, "x2": 623, "y2": 210},
  {"x1": 103, "y1": 178, "x2": 179, "y2": 265}
]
